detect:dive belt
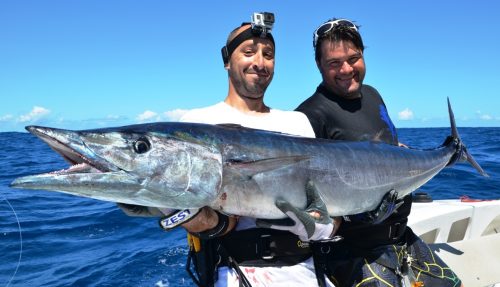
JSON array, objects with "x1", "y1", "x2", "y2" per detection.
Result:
[
  {"x1": 217, "y1": 228, "x2": 312, "y2": 267},
  {"x1": 338, "y1": 220, "x2": 408, "y2": 249}
]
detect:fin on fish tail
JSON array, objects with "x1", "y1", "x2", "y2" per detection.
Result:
[
  {"x1": 447, "y1": 98, "x2": 489, "y2": 177},
  {"x1": 447, "y1": 97, "x2": 459, "y2": 140},
  {"x1": 463, "y1": 146, "x2": 488, "y2": 177}
]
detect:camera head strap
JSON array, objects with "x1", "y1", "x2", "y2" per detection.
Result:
[{"x1": 221, "y1": 12, "x2": 275, "y2": 65}]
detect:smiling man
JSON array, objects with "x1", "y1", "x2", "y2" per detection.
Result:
[
  {"x1": 296, "y1": 18, "x2": 462, "y2": 287},
  {"x1": 297, "y1": 18, "x2": 397, "y2": 143},
  {"x1": 176, "y1": 14, "x2": 337, "y2": 287},
  {"x1": 315, "y1": 33, "x2": 365, "y2": 99}
]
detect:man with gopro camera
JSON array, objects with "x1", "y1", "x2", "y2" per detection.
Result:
[
  {"x1": 120, "y1": 13, "x2": 338, "y2": 287},
  {"x1": 177, "y1": 13, "x2": 339, "y2": 287}
]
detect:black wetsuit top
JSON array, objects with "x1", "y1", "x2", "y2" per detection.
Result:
[{"x1": 296, "y1": 84, "x2": 411, "y2": 248}]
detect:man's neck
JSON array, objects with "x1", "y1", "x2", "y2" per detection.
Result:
[
  {"x1": 224, "y1": 93, "x2": 270, "y2": 114},
  {"x1": 320, "y1": 82, "x2": 362, "y2": 100}
]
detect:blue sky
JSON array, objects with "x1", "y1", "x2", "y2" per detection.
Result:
[{"x1": 1, "y1": 0, "x2": 499, "y2": 132}]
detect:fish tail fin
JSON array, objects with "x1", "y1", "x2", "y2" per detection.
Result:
[
  {"x1": 447, "y1": 98, "x2": 489, "y2": 177},
  {"x1": 447, "y1": 97, "x2": 459, "y2": 140}
]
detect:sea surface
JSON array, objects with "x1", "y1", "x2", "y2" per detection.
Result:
[{"x1": 1, "y1": 128, "x2": 499, "y2": 287}]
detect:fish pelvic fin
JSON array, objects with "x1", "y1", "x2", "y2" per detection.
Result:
[
  {"x1": 226, "y1": 155, "x2": 311, "y2": 179},
  {"x1": 446, "y1": 98, "x2": 488, "y2": 177}
]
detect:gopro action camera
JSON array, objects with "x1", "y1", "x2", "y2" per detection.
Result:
[
  {"x1": 221, "y1": 12, "x2": 276, "y2": 65},
  {"x1": 251, "y1": 12, "x2": 275, "y2": 37}
]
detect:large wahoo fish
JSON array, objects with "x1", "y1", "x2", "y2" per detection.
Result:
[{"x1": 11, "y1": 99, "x2": 487, "y2": 218}]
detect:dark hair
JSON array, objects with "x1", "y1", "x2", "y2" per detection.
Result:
[{"x1": 314, "y1": 20, "x2": 365, "y2": 62}]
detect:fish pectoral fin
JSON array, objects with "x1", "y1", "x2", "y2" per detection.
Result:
[{"x1": 226, "y1": 155, "x2": 310, "y2": 179}]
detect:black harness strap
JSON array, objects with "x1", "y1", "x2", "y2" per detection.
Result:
[
  {"x1": 217, "y1": 244, "x2": 253, "y2": 287},
  {"x1": 310, "y1": 236, "x2": 344, "y2": 287},
  {"x1": 186, "y1": 240, "x2": 252, "y2": 287}
]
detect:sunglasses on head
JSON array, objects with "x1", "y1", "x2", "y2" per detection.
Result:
[{"x1": 313, "y1": 19, "x2": 358, "y2": 48}]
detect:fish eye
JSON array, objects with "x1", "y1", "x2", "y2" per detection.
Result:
[{"x1": 133, "y1": 137, "x2": 151, "y2": 154}]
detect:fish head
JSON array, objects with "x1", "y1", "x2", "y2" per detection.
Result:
[{"x1": 10, "y1": 124, "x2": 223, "y2": 208}]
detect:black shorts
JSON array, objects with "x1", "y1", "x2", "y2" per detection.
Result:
[{"x1": 324, "y1": 228, "x2": 462, "y2": 287}]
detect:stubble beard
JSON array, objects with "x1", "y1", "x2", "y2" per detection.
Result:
[
  {"x1": 323, "y1": 71, "x2": 363, "y2": 99},
  {"x1": 343, "y1": 80, "x2": 363, "y2": 99},
  {"x1": 230, "y1": 70, "x2": 271, "y2": 100}
]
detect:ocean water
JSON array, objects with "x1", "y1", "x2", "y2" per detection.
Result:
[{"x1": 0, "y1": 127, "x2": 499, "y2": 287}]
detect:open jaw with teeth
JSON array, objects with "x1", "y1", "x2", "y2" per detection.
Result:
[
  {"x1": 49, "y1": 162, "x2": 103, "y2": 175},
  {"x1": 45, "y1": 140, "x2": 109, "y2": 176}
]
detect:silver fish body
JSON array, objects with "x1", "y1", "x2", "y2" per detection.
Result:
[{"x1": 10, "y1": 99, "x2": 487, "y2": 218}]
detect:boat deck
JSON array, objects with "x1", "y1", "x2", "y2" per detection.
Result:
[{"x1": 409, "y1": 199, "x2": 500, "y2": 286}]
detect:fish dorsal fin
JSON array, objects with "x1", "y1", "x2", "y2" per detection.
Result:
[
  {"x1": 216, "y1": 123, "x2": 244, "y2": 129},
  {"x1": 226, "y1": 155, "x2": 310, "y2": 179},
  {"x1": 216, "y1": 123, "x2": 299, "y2": 137}
]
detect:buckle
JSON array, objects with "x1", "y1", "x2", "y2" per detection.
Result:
[{"x1": 257, "y1": 234, "x2": 275, "y2": 260}]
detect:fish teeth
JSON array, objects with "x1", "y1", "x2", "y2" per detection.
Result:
[{"x1": 49, "y1": 163, "x2": 101, "y2": 175}]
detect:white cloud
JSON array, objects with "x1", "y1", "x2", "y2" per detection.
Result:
[
  {"x1": 480, "y1": 114, "x2": 493, "y2": 120},
  {"x1": 106, "y1": 114, "x2": 121, "y2": 120},
  {"x1": 476, "y1": 110, "x2": 493, "y2": 121},
  {"x1": 135, "y1": 109, "x2": 189, "y2": 123},
  {"x1": 0, "y1": 114, "x2": 14, "y2": 121},
  {"x1": 163, "y1": 109, "x2": 188, "y2": 121},
  {"x1": 136, "y1": 110, "x2": 160, "y2": 122},
  {"x1": 18, "y1": 106, "x2": 51, "y2": 122},
  {"x1": 398, "y1": 108, "x2": 414, "y2": 120}
]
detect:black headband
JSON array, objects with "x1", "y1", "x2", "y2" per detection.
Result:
[{"x1": 221, "y1": 25, "x2": 275, "y2": 65}]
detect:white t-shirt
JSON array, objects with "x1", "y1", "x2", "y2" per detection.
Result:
[
  {"x1": 181, "y1": 101, "x2": 315, "y2": 137},
  {"x1": 180, "y1": 101, "x2": 335, "y2": 287}
]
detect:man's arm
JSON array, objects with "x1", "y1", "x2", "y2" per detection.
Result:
[
  {"x1": 118, "y1": 203, "x2": 237, "y2": 237},
  {"x1": 181, "y1": 207, "x2": 237, "y2": 238}
]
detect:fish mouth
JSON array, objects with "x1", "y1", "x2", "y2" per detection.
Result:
[
  {"x1": 10, "y1": 126, "x2": 148, "y2": 206},
  {"x1": 26, "y1": 126, "x2": 117, "y2": 176},
  {"x1": 10, "y1": 125, "x2": 126, "y2": 192}
]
